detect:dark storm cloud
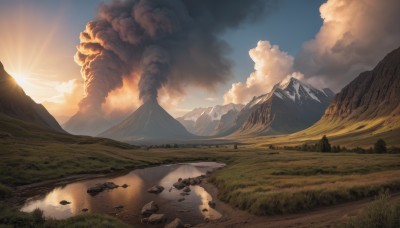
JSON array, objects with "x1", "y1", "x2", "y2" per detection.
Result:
[{"x1": 75, "y1": 0, "x2": 276, "y2": 111}]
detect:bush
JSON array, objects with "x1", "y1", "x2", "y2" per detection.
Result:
[
  {"x1": 345, "y1": 190, "x2": 400, "y2": 228},
  {"x1": 374, "y1": 139, "x2": 387, "y2": 153}
]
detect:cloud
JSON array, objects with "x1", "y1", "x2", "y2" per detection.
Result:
[
  {"x1": 42, "y1": 79, "x2": 84, "y2": 124},
  {"x1": 224, "y1": 41, "x2": 296, "y2": 104},
  {"x1": 294, "y1": 0, "x2": 400, "y2": 90}
]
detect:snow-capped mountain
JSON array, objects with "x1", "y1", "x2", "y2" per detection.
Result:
[
  {"x1": 220, "y1": 77, "x2": 335, "y2": 136},
  {"x1": 177, "y1": 103, "x2": 243, "y2": 136}
]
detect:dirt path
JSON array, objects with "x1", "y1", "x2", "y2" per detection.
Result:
[{"x1": 198, "y1": 180, "x2": 400, "y2": 228}]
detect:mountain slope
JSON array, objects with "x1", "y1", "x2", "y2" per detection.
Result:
[
  {"x1": 223, "y1": 77, "x2": 334, "y2": 136},
  {"x1": 292, "y1": 45, "x2": 400, "y2": 145},
  {"x1": 177, "y1": 103, "x2": 243, "y2": 136},
  {"x1": 0, "y1": 61, "x2": 64, "y2": 133},
  {"x1": 100, "y1": 100, "x2": 194, "y2": 142}
]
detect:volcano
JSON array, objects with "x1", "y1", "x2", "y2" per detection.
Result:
[{"x1": 99, "y1": 100, "x2": 194, "y2": 142}]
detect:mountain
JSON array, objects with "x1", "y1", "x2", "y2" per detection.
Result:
[
  {"x1": 0, "y1": 61, "x2": 64, "y2": 133},
  {"x1": 293, "y1": 46, "x2": 400, "y2": 146},
  {"x1": 64, "y1": 111, "x2": 118, "y2": 136},
  {"x1": 99, "y1": 100, "x2": 194, "y2": 142},
  {"x1": 176, "y1": 103, "x2": 243, "y2": 136},
  {"x1": 221, "y1": 77, "x2": 334, "y2": 136}
]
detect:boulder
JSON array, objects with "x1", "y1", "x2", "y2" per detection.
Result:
[
  {"x1": 87, "y1": 182, "x2": 119, "y2": 195},
  {"x1": 148, "y1": 214, "x2": 167, "y2": 224},
  {"x1": 121, "y1": 184, "x2": 129, "y2": 188},
  {"x1": 183, "y1": 186, "x2": 191, "y2": 192},
  {"x1": 173, "y1": 181, "x2": 185, "y2": 190},
  {"x1": 148, "y1": 185, "x2": 165, "y2": 194},
  {"x1": 141, "y1": 201, "x2": 159, "y2": 215},
  {"x1": 81, "y1": 208, "x2": 89, "y2": 212},
  {"x1": 165, "y1": 218, "x2": 184, "y2": 228}
]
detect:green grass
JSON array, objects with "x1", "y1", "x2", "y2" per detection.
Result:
[
  {"x1": 0, "y1": 207, "x2": 130, "y2": 228},
  {"x1": 209, "y1": 150, "x2": 400, "y2": 215},
  {"x1": 344, "y1": 191, "x2": 400, "y2": 228}
]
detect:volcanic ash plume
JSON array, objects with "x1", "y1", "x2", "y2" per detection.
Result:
[{"x1": 66, "y1": 0, "x2": 275, "y2": 136}]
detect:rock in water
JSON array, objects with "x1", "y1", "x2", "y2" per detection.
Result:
[
  {"x1": 147, "y1": 185, "x2": 165, "y2": 194},
  {"x1": 165, "y1": 218, "x2": 184, "y2": 228},
  {"x1": 148, "y1": 214, "x2": 167, "y2": 224},
  {"x1": 141, "y1": 201, "x2": 159, "y2": 215},
  {"x1": 59, "y1": 200, "x2": 70, "y2": 205}
]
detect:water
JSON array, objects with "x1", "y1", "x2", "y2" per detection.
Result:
[{"x1": 20, "y1": 162, "x2": 225, "y2": 226}]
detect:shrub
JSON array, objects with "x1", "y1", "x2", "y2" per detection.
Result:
[
  {"x1": 374, "y1": 139, "x2": 387, "y2": 153},
  {"x1": 345, "y1": 190, "x2": 400, "y2": 228}
]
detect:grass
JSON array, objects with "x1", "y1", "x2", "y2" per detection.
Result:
[
  {"x1": 209, "y1": 150, "x2": 400, "y2": 215},
  {"x1": 0, "y1": 207, "x2": 130, "y2": 228},
  {"x1": 1, "y1": 113, "x2": 400, "y2": 225},
  {"x1": 344, "y1": 191, "x2": 400, "y2": 228}
]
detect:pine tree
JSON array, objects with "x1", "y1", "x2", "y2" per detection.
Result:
[
  {"x1": 316, "y1": 135, "x2": 331, "y2": 152},
  {"x1": 374, "y1": 139, "x2": 387, "y2": 153}
]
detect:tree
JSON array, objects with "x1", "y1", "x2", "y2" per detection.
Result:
[
  {"x1": 374, "y1": 139, "x2": 387, "y2": 153},
  {"x1": 301, "y1": 143, "x2": 308, "y2": 151},
  {"x1": 234, "y1": 143, "x2": 238, "y2": 149},
  {"x1": 316, "y1": 135, "x2": 331, "y2": 152}
]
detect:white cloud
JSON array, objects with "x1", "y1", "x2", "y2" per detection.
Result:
[{"x1": 224, "y1": 41, "x2": 296, "y2": 104}]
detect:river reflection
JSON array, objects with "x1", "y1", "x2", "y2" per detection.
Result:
[{"x1": 21, "y1": 162, "x2": 224, "y2": 226}]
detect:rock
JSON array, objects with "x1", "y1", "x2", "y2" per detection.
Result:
[
  {"x1": 81, "y1": 208, "x2": 89, "y2": 212},
  {"x1": 121, "y1": 184, "x2": 129, "y2": 188},
  {"x1": 141, "y1": 201, "x2": 159, "y2": 215},
  {"x1": 148, "y1": 185, "x2": 165, "y2": 194},
  {"x1": 87, "y1": 182, "x2": 119, "y2": 195},
  {"x1": 184, "y1": 224, "x2": 191, "y2": 228},
  {"x1": 114, "y1": 205, "x2": 124, "y2": 209},
  {"x1": 202, "y1": 208, "x2": 208, "y2": 212},
  {"x1": 173, "y1": 181, "x2": 185, "y2": 190},
  {"x1": 183, "y1": 186, "x2": 191, "y2": 192},
  {"x1": 178, "y1": 198, "x2": 185, "y2": 202},
  {"x1": 59, "y1": 200, "x2": 70, "y2": 205},
  {"x1": 165, "y1": 218, "x2": 184, "y2": 228},
  {"x1": 148, "y1": 213, "x2": 166, "y2": 224},
  {"x1": 178, "y1": 178, "x2": 182, "y2": 182},
  {"x1": 180, "y1": 192, "x2": 190, "y2": 196},
  {"x1": 204, "y1": 217, "x2": 210, "y2": 222},
  {"x1": 104, "y1": 182, "x2": 119, "y2": 189},
  {"x1": 208, "y1": 201, "x2": 216, "y2": 208}
]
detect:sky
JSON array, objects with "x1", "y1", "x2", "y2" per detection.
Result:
[{"x1": 0, "y1": 0, "x2": 399, "y2": 123}]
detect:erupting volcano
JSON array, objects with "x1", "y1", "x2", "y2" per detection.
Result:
[{"x1": 99, "y1": 99, "x2": 193, "y2": 142}]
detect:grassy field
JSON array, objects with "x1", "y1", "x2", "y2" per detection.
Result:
[
  {"x1": 209, "y1": 149, "x2": 400, "y2": 215},
  {"x1": 1, "y1": 114, "x2": 400, "y2": 226}
]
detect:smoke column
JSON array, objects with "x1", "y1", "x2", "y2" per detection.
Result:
[{"x1": 75, "y1": 0, "x2": 275, "y2": 112}]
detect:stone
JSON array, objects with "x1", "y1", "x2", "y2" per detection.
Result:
[
  {"x1": 147, "y1": 185, "x2": 165, "y2": 194},
  {"x1": 178, "y1": 198, "x2": 185, "y2": 202},
  {"x1": 141, "y1": 201, "x2": 159, "y2": 215},
  {"x1": 81, "y1": 208, "x2": 89, "y2": 212},
  {"x1": 173, "y1": 181, "x2": 185, "y2": 190},
  {"x1": 121, "y1": 184, "x2": 129, "y2": 188},
  {"x1": 165, "y1": 218, "x2": 184, "y2": 228},
  {"x1": 148, "y1": 213, "x2": 166, "y2": 224},
  {"x1": 183, "y1": 186, "x2": 191, "y2": 192},
  {"x1": 208, "y1": 201, "x2": 216, "y2": 208},
  {"x1": 202, "y1": 208, "x2": 208, "y2": 212},
  {"x1": 87, "y1": 182, "x2": 119, "y2": 195},
  {"x1": 59, "y1": 200, "x2": 70, "y2": 205},
  {"x1": 114, "y1": 205, "x2": 124, "y2": 209}
]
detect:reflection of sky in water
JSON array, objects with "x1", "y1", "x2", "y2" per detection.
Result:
[{"x1": 20, "y1": 162, "x2": 224, "y2": 226}]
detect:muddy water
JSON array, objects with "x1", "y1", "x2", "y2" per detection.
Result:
[{"x1": 20, "y1": 162, "x2": 225, "y2": 226}]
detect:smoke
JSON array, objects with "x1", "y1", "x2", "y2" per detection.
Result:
[{"x1": 75, "y1": 0, "x2": 275, "y2": 113}]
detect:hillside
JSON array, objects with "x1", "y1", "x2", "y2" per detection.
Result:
[{"x1": 0, "y1": 62, "x2": 64, "y2": 133}]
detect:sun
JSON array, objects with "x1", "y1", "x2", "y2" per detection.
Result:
[{"x1": 10, "y1": 72, "x2": 29, "y2": 88}]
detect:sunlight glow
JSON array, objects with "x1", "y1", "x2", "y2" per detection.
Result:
[{"x1": 10, "y1": 72, "x2": 29, "y2": 88}]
